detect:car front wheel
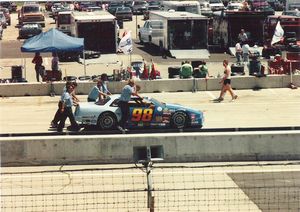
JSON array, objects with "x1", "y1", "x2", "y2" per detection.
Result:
[
  {"x1": 97, "y1": 112, "x2": 117, "y2": 130},
  {"x1": 171, "y1": 111, "x2": 188, "y2": 129}
]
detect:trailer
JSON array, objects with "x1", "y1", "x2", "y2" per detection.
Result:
[
  {"x1": 211, "y1": 10, "x2": 273, "y2": 48},
  {"x1": 70, "y1": 11, "x2": 118, "y2": 54},
  {"x1": 138, "y1": 11, "x2": 210, "y2": 59}
]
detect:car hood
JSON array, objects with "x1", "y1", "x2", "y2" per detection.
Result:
[{"x1": 165, "y1": 103, "x2": 202, "y2": 114}]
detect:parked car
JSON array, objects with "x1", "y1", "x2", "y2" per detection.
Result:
[
  {"x1": 227, "y1": 1, "x2": 243, "y2": 10},
  {"x1": 209, "y1": 0, "x2": 225, "y2": 11},
  {"x1": 0, "y1": 7, "x2": 10, "y2": 25},
  {"x1": 18, "y1": 23, "x2": 42, "y2": 39},
  {"x1": 267, "y1": 0, "x2": 284, "y2": 10},
  {"x1": 18, "y1": 3, "x2": 45, "y2": 27},
  {"x1": 0, "y1": 2, "x2": 11, "y2": 12},
  {"x1": 108, "y1": 2, "x2": 124, "y2": 15},
  {"x1": 143, "y1": 5, "x2": 160, "y2": 20},
  {"x1": 0, "y1": 12, "x2": 7, "y2": 28},
  {"x1": 74, "y1": 95, "x2": 204, "y2": 130},
  {"x1": 85, "y1": 6, "x2": 103, "y2": 12},
  {"x1": 200, "y1": 1, "x2": 213, "y2": 17},
  {"x1": 132, "y1": 1, "x2": 148, "y2": 15},
  {"x1": 282, "y1": 10, "x2": 300, "y2": 17},
  {"x1": 115, "y1": 7, "x2": 133, "y2": 21}
]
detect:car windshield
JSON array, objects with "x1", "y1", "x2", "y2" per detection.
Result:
[
  {"x1": 23, "y1": 6, "x2": 39, "y2": 13},
  {"x1": 95, "y1": 97, "x2": 111, "y2": 106},
  {"x1": 148, "y1": 6, "x2": 160, "y2": 10},
  {"x1": 148, "y1": 97, "x2": 164, "y2": 106},
  {"x1": 210, "y1": 0, "x2": 222, "y2": 3},
  {"x1": 117, "y1": 7, "x2": 131, "y2": 12}
]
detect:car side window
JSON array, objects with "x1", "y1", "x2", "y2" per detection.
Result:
[{"x1": 110, "y1": 99, "x2": 119, "y2": 107}]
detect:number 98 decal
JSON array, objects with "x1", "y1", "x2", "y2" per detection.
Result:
[{"x1": 131, "y1": 108, "x2": 153, "y2": 122}]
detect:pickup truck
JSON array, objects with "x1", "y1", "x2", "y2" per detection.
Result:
[{"x1": 18, "y1": 3, "x2": 45, "y2": 27}]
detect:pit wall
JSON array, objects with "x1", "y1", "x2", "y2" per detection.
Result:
[
  {"x1": 1, "y1": 131, "x2": 299, "y2": 166},
  {"x1": 1, "y1": 75, "x2": 299, "y2": 97}
]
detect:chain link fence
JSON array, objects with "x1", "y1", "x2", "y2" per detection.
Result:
[{"x1": 1, "y1": 162, "x2": 300, "y2": 211}]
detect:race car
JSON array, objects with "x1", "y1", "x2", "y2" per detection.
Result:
[{"x1": 74, "y1": 95, "x2": 204, "y2": 130}]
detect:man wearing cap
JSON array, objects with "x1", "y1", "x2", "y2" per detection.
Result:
[{"x1": 117, "y1": 79, "x2": 142, "y2": 132}]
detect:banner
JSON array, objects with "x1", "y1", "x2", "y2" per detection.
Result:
[
  {"x1": 118, "y1": 31, "x2": 133, "y2": 54},
  {"x1": 271, "y1": 21, "x2": 284, "y2": 45}
]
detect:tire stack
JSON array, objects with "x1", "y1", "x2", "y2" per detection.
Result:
[
  {"x1": 231, "y1": 64, "x2": 245, "y2": 76},
  {"x1": 284, "y1": 32, "x2": 297, "y2": 46},
  {"x1": 11, "y1": 66, "x2": 23, "y2": 81},
  {"x1": 168, "y1": 66, "x2": 181, "y2": 79}
]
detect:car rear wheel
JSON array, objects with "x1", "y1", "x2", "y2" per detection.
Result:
[
  {"x1": 171, "y1": 111, "x2": 188, "y2": 129},
  {"x1": 97, "y1": 112, "x2": 117, "y2": 130}
]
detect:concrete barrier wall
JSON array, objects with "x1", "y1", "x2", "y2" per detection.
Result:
[
  {"x1": 1, "y1": 75, "x2": 300, "y2": 97},
  {"x1": 1, "y1": 131, "x2": 300, "y2": 166}
]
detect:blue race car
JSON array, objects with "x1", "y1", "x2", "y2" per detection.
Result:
[{"x1": 74, "y1": 95, "x2": 204, "y2": 130}]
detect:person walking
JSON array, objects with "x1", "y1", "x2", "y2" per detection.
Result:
[
  {"x1": 57, "y1": 84, "x2": 80, "y2": 132},
  {"x1": 32, "y1": 52, "x2": 43, "y2": 82},
  {"x1": 216, "y1": 60, "x2": 238, "y2": 102},
  {"x1": 87, "y1": 79, "x2": 111, "y2": 102},
  {"x1": 117, "y1": 79, "x2": 142, "y2": 132},
  {"x1": 51, "y1": 81, "x2": 79, "y2": 128}
]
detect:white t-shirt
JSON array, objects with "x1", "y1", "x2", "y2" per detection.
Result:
[
  {"x1": 242, "y1": 44, "x2": 250, "y2": 54},
  {"x1": 235, "y1": 43, "x2": 242, "y2": 53}
]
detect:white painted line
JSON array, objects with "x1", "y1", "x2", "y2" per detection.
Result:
[{"x1": 206, "y1": 91, "x2": 217, "y2": 99}]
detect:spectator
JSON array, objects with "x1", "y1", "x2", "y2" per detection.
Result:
[
  {"x1": 242, "y1": 41, "x2": 250, "y2": 63},
  {"x1": 235, "y1": 42, "x2": 242, "y2": 63},
  {"x1": 141, "y1": 59, "x2": 149, "y2": 80},
  {"x1": 180, "y1": 61, "x2": 193, "y2": 79},
  {"x1": 51, "y1": 52, "x2": 59, "y2": 71},
  {"x1": 238, "y1": 29, "x2": 248, "y2": 43},
  {"x1": 117, "y1": 79, "x2": 142, "y2": 132},
  {"x1": 87, "y1": 79, "x2": 111, "y2": 102},
  {"x1": 194, "y1": 62, "x2": 209, "y2": 78},
  {"x1": 57, "y1": 84, "x2": 80, "y2": 132},
  {"x1": 32, "y1": 52, "x2": 43, "y2": 82},
  {"x1": 149, "y1": 59, "x2": 159, "y2": 80},
  {"x1": 215, "y1": 60, "x2": 238, "y2": 102},
  {"x1": 269, "y1": 54, "x2": 284, "y2": 74}
]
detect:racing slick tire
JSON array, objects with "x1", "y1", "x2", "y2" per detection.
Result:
[
  {"x1": 97, "y1": 112, "x2": 117, "y2": 130},
  {"x1": 171, "y1": 111, "x2": 188, "y2": 129}
]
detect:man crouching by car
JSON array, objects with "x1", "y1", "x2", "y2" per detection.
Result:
[{"x1": 57, "y1": 84, "x2": 80, "y2": 132}]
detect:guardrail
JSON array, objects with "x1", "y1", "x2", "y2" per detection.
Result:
[
  {"x1": 0, "y1": 75, "x2": 299, "y2": 97},
  {"x1": 1, "y1": 129, "x2": 300, "y2": 166}
]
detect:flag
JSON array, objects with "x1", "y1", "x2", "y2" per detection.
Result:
[
  {"x1": 118, "y1": 31, "x2": 133, "y2": 54},
  {"x1": 271, "y1": 21, "x2": 284, "y2": 45}
]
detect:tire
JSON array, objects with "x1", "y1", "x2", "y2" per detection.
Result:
[
  {"x1": 97, "y1": 112, "x2": 117, "y2": 130},
  {"x1": 171, "y1": 111, "x2": 188, "y2": 129}
]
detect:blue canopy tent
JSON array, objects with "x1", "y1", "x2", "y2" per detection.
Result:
[
  {"x1": 21, "y1": 28, "x2": 86, "y2": 76},
  {"x1": 21, "y1": 28, "x2": 84, "y2": 52}
]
